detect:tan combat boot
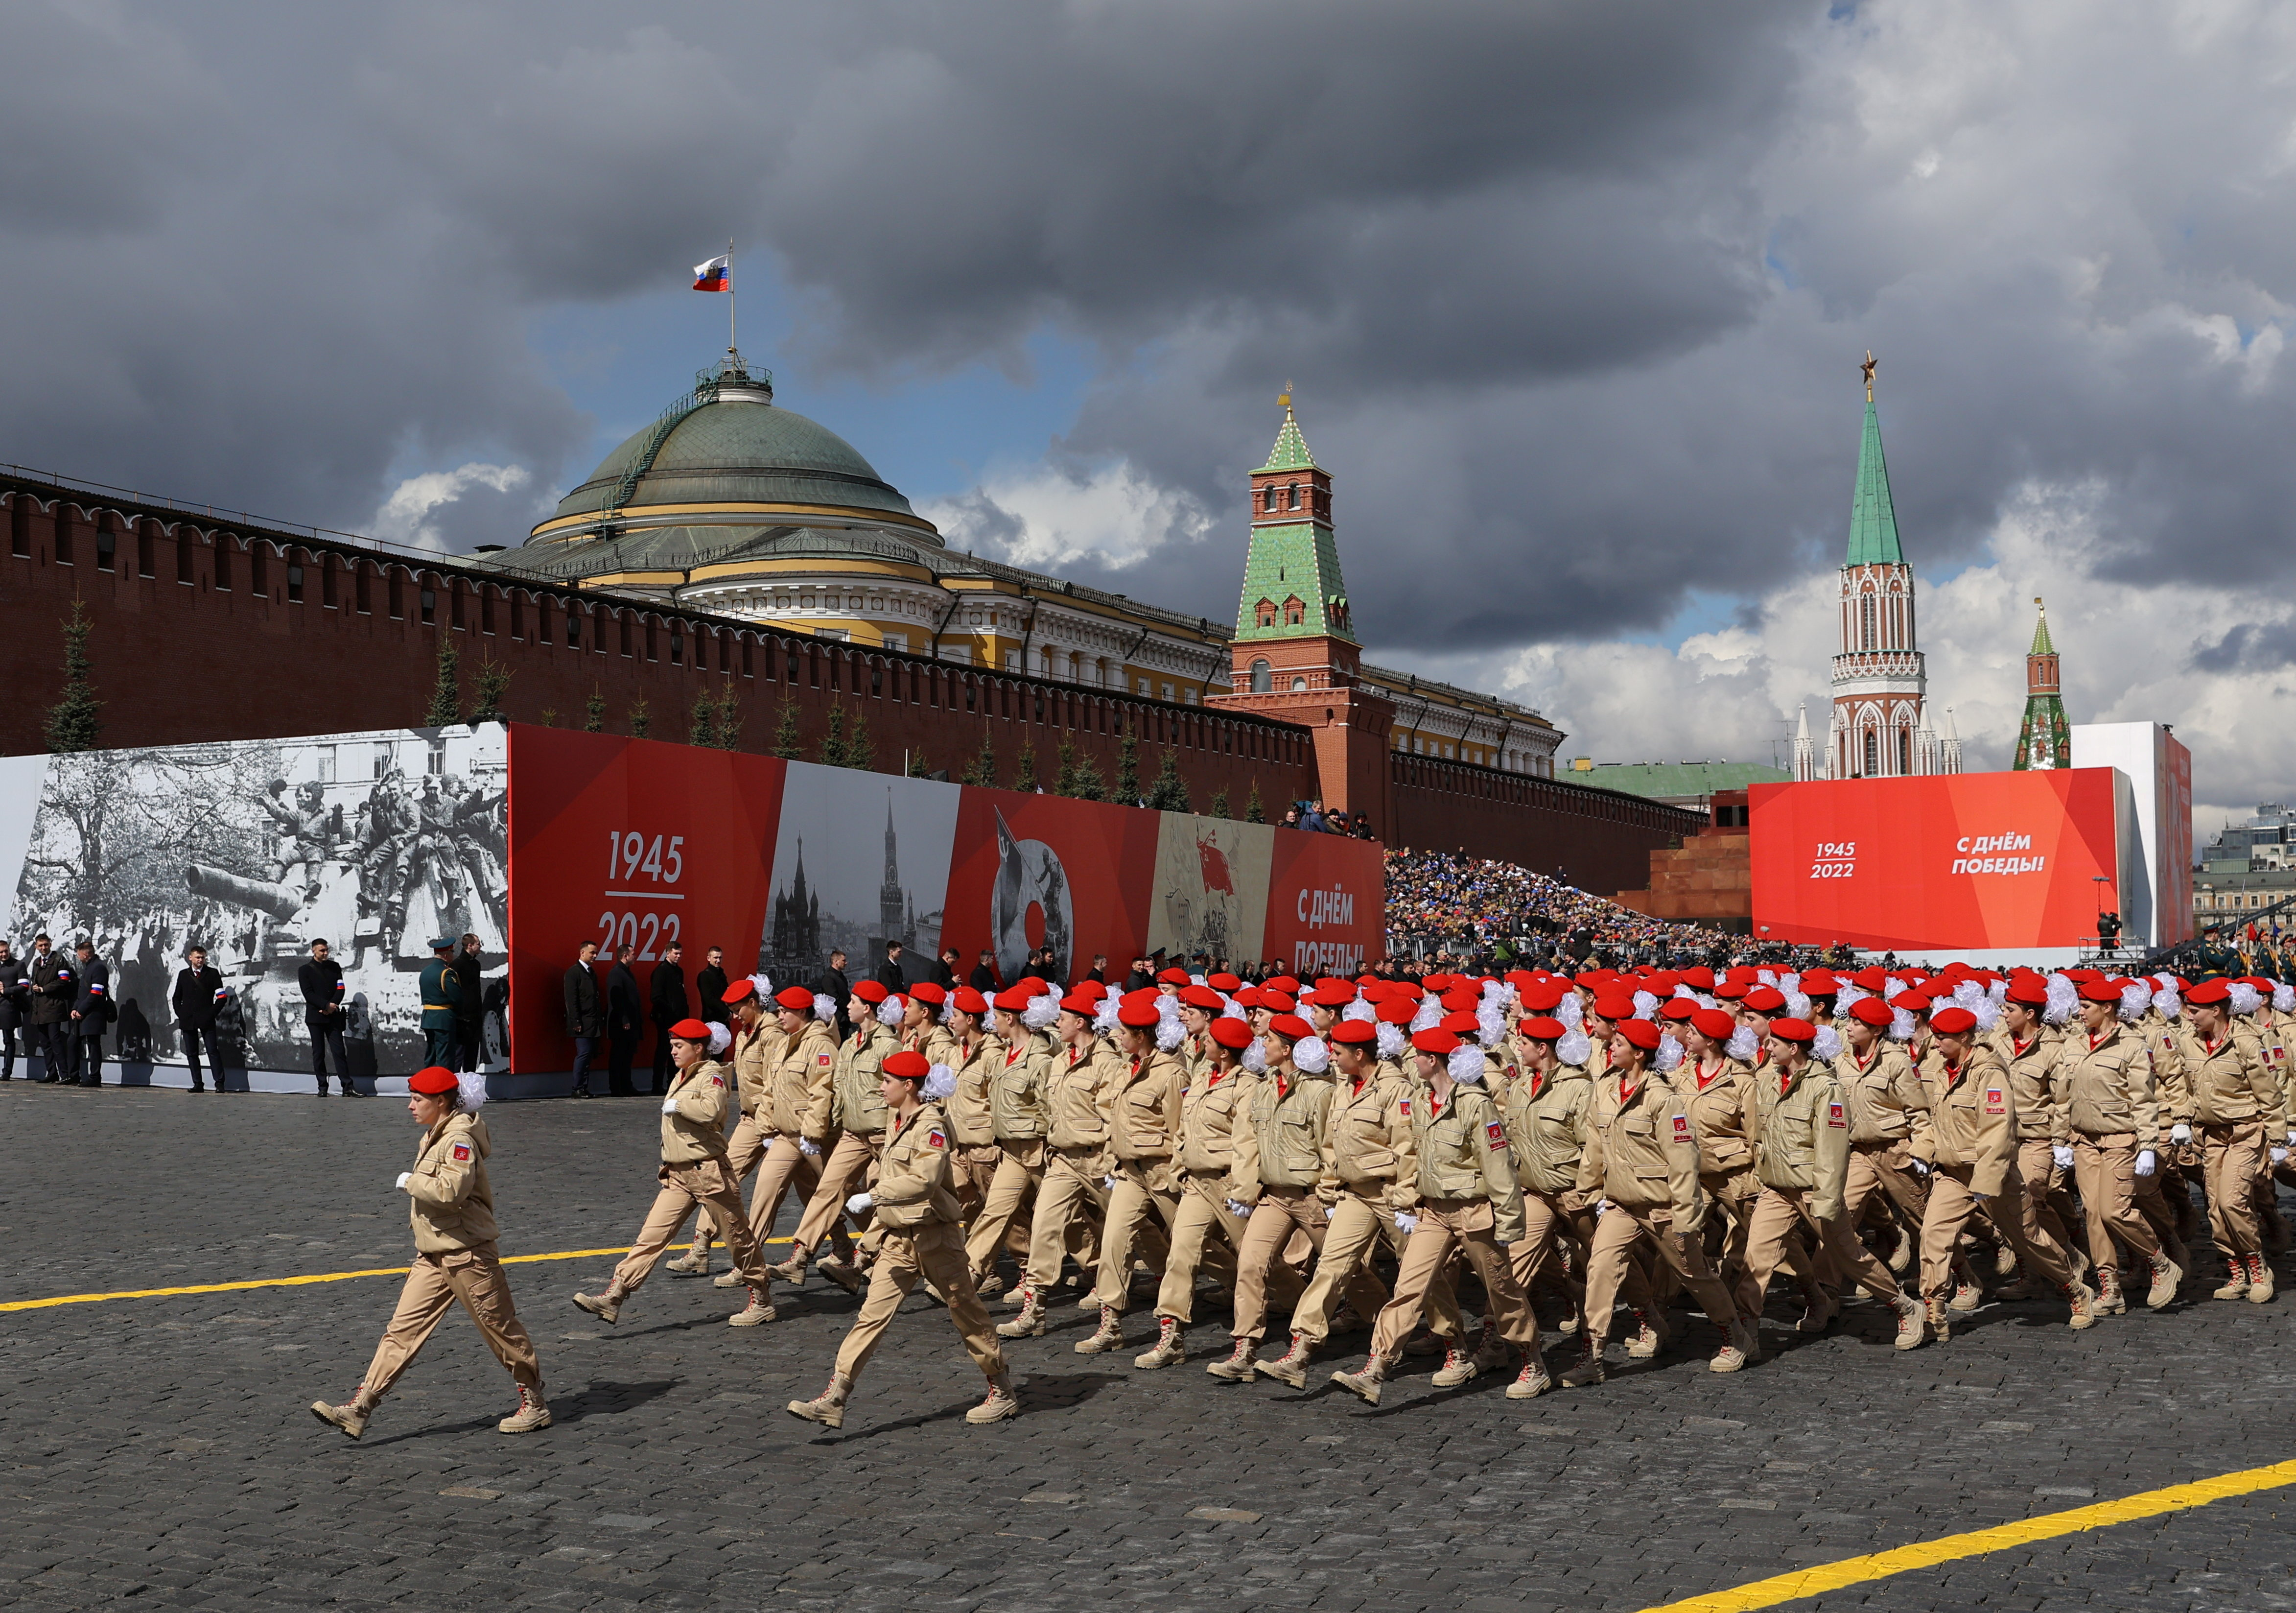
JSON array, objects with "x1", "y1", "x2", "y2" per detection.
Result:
[
  {"x1": 1949, "y1": 1277, "x2": 1983, "y2": 1313},
  {"x1": 1892, "y1": 1292, "x2": 1927, "y2": 1350},
  {"x1": 1133, "y1": 1317, "x2": 1186, "y2": 1370},
  {"x1": 1623, "y1": 1308, "x2": 1669, "y2": 1360},
  {"x1": 2247, "y1": 1253, "x2": 2276, "y2": 1304},
  {"x1": 1429, "y1": 1334, "x2": 1483, "y2": 1388},
  {"x1": 571, "y1": 1283, "x2": 626, "y2": 1324},
  {"x1": 1558, "y1": 1337, "x2": 1607, "y2": 1388},
  {"x1": 1924, "y1": 1292, "x2": 1952, "y2": 1345},
  {"x1": 2214, "y1": 1259, "x2": 2252, "y2": 1301},
  {"x1": 497, "y1": 1384, "x2": 552, "y2": 1433},
  {"x1": 2146, "y1": 1250, "x2": 2183, "y2": 1310},
  {"x1": 1505, "y1": 1345, "x2": 1551, "y2": 1400},
  {"x1": 965, "y1": 1372, "x2": 1020, "y2": 1424},
  {"x1": 786, "y1": 1371, "x2": 852, "y2": 1428},
  {"x1": 1254, "y1": 1331, "x2": 1312, "y2": 1388},
  {"x1": 310, "y1": 1386, "x2": 376, "y2": 1439},
  {"x1": 1797, "y1": 1289, "x2": 1839, "y2": 1334},
  {"x1": 2095, "y1": 1265, "x2": 2126, "y2": 1314},
  {"x1": 973, "y1": 1269, "x2": 1007, "y2": 1301},
  {"x1": 817, "y1": 1257, "x2": 865, "y2": 1296},
  {"x1": 2064, "y1": 1280, "x2": 2097, "y2": 1330},
  {"x1": 995, "y1": 1285, "x2": 1046, "y2": 1338},
  {"x1": 664, "y1": 1245, "x2": 712, "y2": 1278},
  {"x1": 727, "y1": 1284, "x2": 777, "y2": 1327},
  {"x1": 1329, "y1": 1352, "x2": 1390, "y2": 1405},
  {"x1": 1075, "y1": 1305, "x2": 1125, "y2": 1354},
  {"x1": 767, "y1": 1251, "x2": 809, "y2": 1285},
  {"x1": 1205, "y1": 1337, "x2": 1257, "y2": 1382},
  {"x1": 1708, "y1": 1319, "x2": 1757, "y2": 1373}
]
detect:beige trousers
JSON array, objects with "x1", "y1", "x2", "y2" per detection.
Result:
[
  {"x1": 1149, "y1": 1173, "x2": 1257, "y2": 1323},
  {"x1": 2073, "y1": 1132, "x2": 2160, "y2": 1271},
  {"x1": 1741, "y1": 1184, "x2": 1898, "y2": 1316},
  {"x1": 1921, "y1": 1162, "x2": 2071, "y2": 1296},
  {"x1": 1289, "y1": 1190, "x2": 1409, "y2": 1345},
  {"x1": 609, "y1": 1162, "x2": 770, "y2": 1295},
  {"x1": 964, "y1": 1139, "x2": 1044, "y2": 1275},
  {"x1": 1231, "y1": 1186, "x2": 1379, "y2": 1343},
  {"x1": 2202, "y1": 1120, "x2": 2267, "y2": 1260},
  {"x1": 833, "y1": 1221, "x2": 1007, "y2": 1384},
  {"x1": 1366, "y1": 1198, "x2": 1536, "y2": 1362},
  {"x1": 790, "y1": 1129, "x2": 883, "y2": 1260},
  {"x1": 1583, "y1": 1201, "x2": 1739, "y2": 1349},
  {"x1": 1023, "y1": 1148, "x2": 1108, "y2": 1289},
  {"x1": 361, "y1": 1243, "x2": 539, "y2": 1400}
]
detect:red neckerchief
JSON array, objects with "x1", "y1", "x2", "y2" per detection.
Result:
[
  {"x1": 1618, "y1": 1074, "x2": 1642, "y2": 1110},
  {"x1": 1528, "y1": 1066, "x2": 1547, "y2": 1101},
  {"x1": 1129, "y1": 1054, "x2": 1144, "y2": 1079},
  {"x1": 1696, "y1": 1057, "x2": 1727, "y2": 1092},
  {"x1": 1005, "y1": 1042, "x2": 1024, "y2": 1067},
  {"x1": 2012, "y1": 1035, "x2": 2034, "y2": 1057},
  {"x1": 2203, "y1": 1035, "x2": 2223, "y2": 1055},
  {"x1": 1941, "y1": 1059, "x2": 1965, "y2": 1091},
  {"x1": 2089, "y1": 1030, "x2": 2108, "y2": 1051},
  {"x1": 1068, "y1": 1045, "x2": 1087, "y2": 1070},
  {"x1": 1777, "y1": 1065, "x2": 1795, "y2": 1100},
  {"x1": 1275, "y1": 1070, "x2": 1291, "y2": 1101},
  {"x1": 1350, "y1": 1075, "x2": 1365, "y2": 1098},
  {"x1": 1853, "y1": 1044, "x2": 1880, "y2": 1074},
  {"x1": 1205, "y1": 1066, "x2": 1227, "y2": 1087}
]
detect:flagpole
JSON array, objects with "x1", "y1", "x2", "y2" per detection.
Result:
[{"x1": 728, "y1": 238, "x2": 736, "y2": 355}]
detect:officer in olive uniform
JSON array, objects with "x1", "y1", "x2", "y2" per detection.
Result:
[{"x1": 419, "y1": 937, "x2": 461, "y2": 1071}]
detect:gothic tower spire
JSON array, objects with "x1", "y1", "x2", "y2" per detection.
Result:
[{"x1": 2013, "y1": 597, "x2": 2072, "y2": 770}]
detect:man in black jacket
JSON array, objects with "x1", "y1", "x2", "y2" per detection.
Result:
[
  {"x1": 562, "y1": 940, "x2": 604, "y2": 1098},
  {"x1": 67, "y1": 939, "x2": 109, "y2": 1088},
  {"x1": 450, "y1": 933, "x2": 485, "y2": 1073},
  {"x1": 299, "y1": 938, "x2": 354, "y2": 1096},
  {"x1": 968, "y1": 950, "x2": 998, "y2": 992},
  {"x1": 27, "y1": 934, "x2": 71, "y2": 1084},
  {"x1": 172, "y1": 946, "x2": 227, "y2": 1092},
  {"x1": 695, "y1": 946, "x2": 729, "y2": 1027},
  {"x1": 874, "y1": 940, "x2": 907, "y2": 991},
  {"x1": 934, "y1": 947, "x2": 960, "y2": 990},
  {"x1": 819, "y1": 948, "x2": 851, "y2": 1042},
  {"x1": 647, "y1": 942, "x2": 687, "y2": 1095},
  {"x1": 604, "y1": 948, "x2": 641, "y2": 1096},
  {"x1": 0, "y1": 940, "x2": 23, "y2": 1081}
]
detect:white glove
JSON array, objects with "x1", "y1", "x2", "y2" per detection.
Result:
[
  {"x1": 1909, "y1": 1159, "x2": 1930, "y2": 1178},
  {"x1": 2170, "y1": 1123, "x2": 2193, "y2": 1144},
  {"x1": 1394, "y1": 1211, "x2": 1420, "y2": 1234},
  {"x1": 2286, "y1": 1130, "x2": 2294, "y2": 1147},
  {"x1": 1224, "y1": 1198, "x2": 1251, "y2": 1218},
  {"x1": 1595, "y1": 1199, "x2": 1613, "y2": 1216},
  {"x1": 2052, "y1": 1145, "x2": 2074, "y2": 1170},
  {"x1": 2134, "y1": 1148, "x2": 2157, "y2": 1177},
  {"x1": 799, "y1": 1138, "x2": 820, "y2": 1156},
  {"x1": 2273, "y1": 1147, "x2": 2290, "y2": 1166},
  {"x1": 1970, "y1": 1191, "x2": 1990, "y2": 1203},
  {"x1": 1103, "y1": 1175, "x2": 1117, "y2": 1190},
  {"x1": 660, "y1": 1098, "x2": 679, "y2": 1114},
  {"x1": 845, "y1": 1192, "x2": 872, "y2": 1214},
  {"x1": 395, "y1": 1172, "x2": 411, "y2": 1190},
  {"x1": 1323, "y1": 1204, "x2": 1336, "y2": 1220}
]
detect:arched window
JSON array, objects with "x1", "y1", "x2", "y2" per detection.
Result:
[
  {"x1": 1283, "y1": 595, "x2": 1306, "y2": 627},
  {"x1": 1860, "y1": 594, "x2": 1876, "y2": 651},
  {"x1": 1250, "y1": 658, "x2": 1272, "y2": 693},
  {"x1": 1863, "y1": 729, "x2": 1879, "y2": 777},
  {"x1": 1263, "y1": 488, "x2": 1278, "y2": 513},
  {"x1": 1287, "y1": 482, "x2": 1300, "y2": 511},
  {"x1": 1255, "y1": 597, "x2": 1276, "y2": 629},
  {"x1": 1898, "y1": 728, "x2": 1911, "y2": 775},
  {"x1": 1289, "y1": 675, "x2": 1308, "y2": 692}
]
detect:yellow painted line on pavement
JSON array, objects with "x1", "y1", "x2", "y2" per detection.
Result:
[
  {"x1": 1637, "y1": 1458, "x2": 2296, "y2": 1612},
  {"x1": 0, "y1": 1238, "x2": 792, "y2": 1313}
]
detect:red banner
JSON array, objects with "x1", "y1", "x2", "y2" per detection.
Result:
[{"x1": 1749, "y1": 770, "x2": 2122, "y2": 952}]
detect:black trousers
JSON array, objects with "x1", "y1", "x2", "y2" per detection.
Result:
[
  {"x1": 0, "y1": 1023, "x2": 16, "y2": 1079},
  {"x1": 182, "y1": 1024, "x2": 225, "y2": 1090},
  {"x1": 650, "y1": 1020, "x2": 674, "y2": 1094},
  {"x1": 607, "y1": 1026, "x2": 638, "y2": 1096},
  {"x1": 311, "y1": 1021, "x2": 351, "y2": 1088},
  {"x1": 26, "y1": 1023, "x2": 65, "y2": 1080},
  {"x1": 453, "y1": 1020, "x2": 484, "y2": 1073},
  {"x1": 72, "y1": 1030, "x2": 103, "y2": 1086}
]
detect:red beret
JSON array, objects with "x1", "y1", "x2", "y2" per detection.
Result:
[
  {"x1": 1209, "y1": 1017, "x2": 1254, "y2": 1050},
  {"x1": 1659, "y1": 999, "x2": 1698, "y2": 1022},
  {"x1": 2002, "y1": 979, "x2": 2047, "y2": 1007},
  {"x1": 1059, "y1": 993, "x2": 1100, "y2": 1017},
  {"x1": 1014, "y1": 976, "x2": 1050, "y2": 996},
  {"x1": 1851, "y1": 967, "x2": 1886, "y2": 991},
  {"x1": 409, "y1": 1066, "x2": 458, "y2": 1095},
  {"x1": 1612, "y1": 1020, "x2": 1659, "y2": 1051},
  {"x1": 1929, "y1": 1006, "x2": 1977, "y2": 1035},
  {"x1": 853, "y1": 979, "x2": 890, "y2": 1004},
  {"x1": 1207, "y1": 973, "x2": 1242, "y2": 992},
  {"x1": 1264, "y1": 975, "x2": 1301, "y2": 996},
  {"x1": 1712, "y1": 981, "x2": 1748, "y2": 1002},
  {"x1": 1849, "y1": 997, "x2": 1895, "y2": 1027},
  {"x1": 1180, "y1": 984, "x2": 1225, "y2": 1010},
  {"x1": 1330, "y1": 1020, "x2": 1378, "y2": 1045},
  {"x1": 1440, "y1": 1011, "x2": 1481, "y2": 1036},
  {"x1": 951, "y1": 987, "x2": 989, "y2": 1016},
  {"x1": 992, "y1": 987, "x2": 1037, "y2": 1013},
  {"x1": 909, "y1": 981, "x2": 946, "y2": 1006},
  {"x1": 1800, "y1": 970, "x2": 1838, "y2": 996},
  {"x1": 1375, "y1": 1000, "x2": 1418, "y2": 1025},
  {"x1": 1410, "y1": 1028, "x2": 1460, "y2": 1055},
  {"x1": 1072, "y1": 979, "x2": 1110, "y2": 1001},
  {"x1": 1888, "y1": 991, "x2": 1930, "y2": 1014},
  {"x1": 1308, "y1": 983, "x2": 1357, "y2": 1007},
  {"x1": 1422, "y1": 973, "x2": 1453, "y2": 992},
  {"x1": 670, "y1": 1018, "x2": 710, "y2": 1041},
  {"x1": 1268, "y1": 1013, "x2": 1312, "y2": 1041},
  {"x1": 1768, "y1": 1017, "x2": 1817, "y2": 1043},
  {"x1": 722, "y1": 978, "x2": 758, "y2": 1005},
  {"x1": 1440, "y1": 989, "x2": 1480, "y2": 1013},
  {"x1": 1517, "y1": 1016, "x2": 1565, "y2": 1041},
  {"x1": 2078, "y1": 979, "x2": 2124, "y2": 1003},
  {"x1": 1521, "y1": 981, "x2": 1568, "y2": 1012},
  {"x1": 1232, "y1": 986, "x2": 1264, "y2": 1009},
  {"x1": 1157, "y1": 968, "x2": 1192, "y2": 986},
  {"x1": 1690, "y1": 1008, "x2": 1739, "y2": 1042},
  {"x1": 776, "y1": 986, "x2": 818, "y2": 1012},
  {"x1": 1681, "y1": 967, "x2": 1716, "y2": 991},
  {"x1": 1260, "y1": 991, "x2": 1298, "y2": 1014},
  {"x1": 2186, "y1": 978, "x2": 2232, "y2": 1004},
  {"x1": 1591, "y1": 995, "x2": 1638, "y2": 1022},
  {"x1": 1743, "y1": 986, "x2": 1788, "y2": 1013},
  {"x1": 1117, "y1": 1000, "x2": 1162, "y2": 1029},
  {"x1": 882, "y1": 1050, "x2": 930, "y2": 1079}
]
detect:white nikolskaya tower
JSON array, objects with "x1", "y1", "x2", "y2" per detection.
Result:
[{"x1": 1827, "y1": 356, "x2": 1955, "y2": 779}]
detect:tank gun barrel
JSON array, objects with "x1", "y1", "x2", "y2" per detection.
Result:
[{"x1": 187, "y1": 863, "x2": 302, "y2": 922}]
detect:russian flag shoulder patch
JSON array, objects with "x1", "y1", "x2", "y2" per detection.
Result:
[
  {"x1": 1826, "y1": 1101, "x2": 1847, "y2": 1129},
  {"x1": 451, "y1": 1142, "x2": 471, "y2": 1162}
]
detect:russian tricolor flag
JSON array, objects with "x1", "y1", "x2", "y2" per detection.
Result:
[{"x1": 693, "y1": 255, "x2": 731, "y2": 292}]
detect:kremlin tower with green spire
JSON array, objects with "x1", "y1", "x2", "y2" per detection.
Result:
[{"x1": 2013, "y1": 598, "x2": 2073, "y2": 770}]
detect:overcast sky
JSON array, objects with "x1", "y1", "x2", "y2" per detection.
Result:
[{"x1": 4, "y1": 0, "x2": 2294, "y2": 826}]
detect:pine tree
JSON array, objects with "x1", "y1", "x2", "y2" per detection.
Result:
[
  {"x1": 629, "y1": 696, "x2": 651, "y2": 738},
  {"x1": 1146, "y1": 747, "x2": 1190, "y2": 812},
  {"x1": 962, "y1": 728, "x2": 998, "y2": 787},
  {"x1": 773, "y1": 697, "x2": 802, "y2": 759},
  {"x1": 424, "y1": 637, "x2": 462, "y2": 728},
  {"x1": 1115, "y1": 723, "x2": 1141, "y2": 805},
  {"x1": 1245, "y1": 781, "x2": 1265, "y2": 823},
  {"x1": 689, "y1": 690, "x2": 719, "y2": 748},
  {"x1": 906, "y1": 747, "x2": 929, "y2": 778},
  {"x1": 1014, "y1": 742, "x2": 1039, "y2": 794},
  {"x1": 1054, "y1": 739, "x2": 1080, "y2": 798},
  {"x1": 1209, "y1": 786, "x2": 1231, "y2": 819},
  {"x1": 41, "y1": 598, "x2": 101, "y2": 753},
  {"x1": 584, "y1": 689, "x2": 606, "y2": 733},
  {"x1": 469, "y1": 655, "x2": 511, "y2": 724},
  {"x1": 819, "y1": 704, "x2": 848, "y2": 767},
  {"x1": 1070, "y1": 745, "x2": 1104, "y2": 802},
  {"x1": 715, "y1": 690, "x2": 742, "y2": 750},
  {"x1": 846, "y1": 709, "x2": 875, "y2": 771},
  {"x1": 539, "y1": 707, "x2": 559, "y2": 728}
]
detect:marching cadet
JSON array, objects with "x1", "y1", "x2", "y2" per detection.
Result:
[
  {"x1": 1255, "y1": 1020, "x2": 1410, "y2": 1386},
  {"x1": 1329, "y1": 1027, "x2": 1546, "y2": 1405},
  {"x1": 1909, "y1": 1007, "x2": 2091, "y2": 1342},
  {"x1": 1672, "y1": 1006, "x2": 1776, "y2": 1323},
  {"x1": 573, "y1": 1020, "x2": 776, "y2": 1328},
  {"x1": 940, "y1": 988, "x2": 1007, "y2": 1261},
  {"x1": 1175, "y1": 985, "x2": 1225, "y2": 1083},
  {"x1": 1834, "y1": 997, "x2": 1933, "y2": 1280},
  {"x1": 312, "y1": 1067, "x2": 548, "y2": 1439},
  {"x1": 787, "y1": 1051, "x2": 1020, "y2": 1428},
  {"x1": 2062, "y1": 978, "x2": 2179, "y2": 1314},
  {"x1": 1501, "y1": 1014, "x2": 1628, "y2": 1337},
  {"x1": 903, "y1": 981, "x2": 959, "y2": 1067},
  {"x1": 1736, "y1": 1018, "x2": 1922, "y2": 1350},
  {"x1": 1988, "y1": 980, "x2": 2086, "y2": 1287},
  {"x1": 775, "y1": 979, "x2": 904, "y2": 1293},
  {"x1": 969, "y1": 986, "x2": 1056, "y2": 1308},
  {"x1": 724, "y1": 987, "x2": 842, "y2": 1289},
  {"x1": 1078, "y1": 997, "x2": 1186, "y2": 1356},
  {"x1": 1003, "y1": 992, "x2": 1111, "y2": 1336},
  {"x1": 2176, "y1": 979, "x2": 2279, "y2": 1301},
  {"x1": 1138, "y1": 1016, "x2": 1262, "y2": 1370},
  {"x1": 671, "y1": 977, "x2": 775, "y2": 1279},
  {"x1": 1563, "y1": 1020, "x2": 1759, "y2": 1386}
]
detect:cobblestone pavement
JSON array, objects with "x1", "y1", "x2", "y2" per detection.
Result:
[{"x1": 4, "y1": 1083, "x2": 2295, "y2": 1611}]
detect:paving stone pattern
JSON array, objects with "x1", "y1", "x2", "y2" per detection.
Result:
[{"x1": 3, "y1": 1084, "x2": 2295, "y2": 1611}]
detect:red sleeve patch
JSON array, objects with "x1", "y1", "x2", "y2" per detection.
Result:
[
  {"x1": 1826, "y1": 1102, "x2": 1846, "y2": 1129},
  {"x1": 1983, "y1": 1087, "x2": 2005, "y2": 1113},
  {"x1": 1485, "y1": 1119, "x2": 1507, "y2": 1150},
  {"x1": 712, "y1": 1074, "x2": 725, "y2": 1087},
  {"x1": 1398, "y1": 1098, "x2": 1411, "y2": 1118},
  {"x1": 1671, "y1": 1113, "x2": 1690, "y2": 1142},
  {"x1": 818, "y1": 1053, "x2": 832, "y2": 1065},
  {"x1": 450, "y1": 1143, "x2": 471, "y2": 1161},
  {"x1": 926, "y1": 1128, "x2": 947, "y2": 1149}
]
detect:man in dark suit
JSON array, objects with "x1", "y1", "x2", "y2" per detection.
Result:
[
  {"x1": 648, "y1": 941, "x2": 688, "y2": 1095},
  {"x1": 604, "y1": 948, "x2": 642, "y2": 1096},
  {"x1": 875, "y1": 941, "x2": 907, "y2": 991},
  {"x1": 968, "y1": 950, "x2": 998, "y2": 992},
  {"x1": 450, "y1": 933, "x2": 485, "y2": 1073},
  {"x1": 0, "y1": 940, "x2": 24, "y2": 1082},
  {"x1": 819, "y1": 948, "x2": 851, "y2": 1042},
  {"x1": 1085, "y1": 953, "x2": 1108, "y2": 985},
  {"x1": 562, "y1": 940, "x2": 603, "y2": 1099},
  {"x1": 27, "y1": 933, "x2": 72, "y2": 1084},
  {"x1": 695, "y1": 946, "x2": 730, "y2": 1027},
  {"x1": 67, "y1": 939, "x2": 109, "y2": 1088},
  {"x1": 934, "y1": 947, "x2": 960, "y2": 990},
  {"x1": 171, "y1": 946, "x2": 226, "y2": 1091},
  {"x1": 299, "y1": 938, "x2": 354, "y2": 1096}
]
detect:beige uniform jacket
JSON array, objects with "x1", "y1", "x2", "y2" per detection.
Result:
[
  {"x1": 1503, "y1": 1062, "x2": 1592, "y2": 1197},
  {"x1": 944, "y1": 1031, "x2": 1005, "y2": 1147},
  {"x1": 1749, "y1": 1062, "x2": 1852, "y2": 1221},
  {"x1": 729, "y1": 1021, "x2": 783, "y2": 1119},
  {"x1": 2177, "y1": 1030, "x2": 2280, "y2": 1130},
  {"x1": 1985, "y1": 1028, "x2": 2068, "y2": 1144},
  {"x1": 904, "y1": 1021, "x2": 959, "y2": 1071},
  {"x1": 770, "y1": 1020, "x2": 839, "y2": 1140},
  {"x1": 1108, "y1": 1048, "x2": 1185, "y2": 1189},
  {"x1": 660, "y1": 1056, "x2": 736, "y2": 1166},
  {"x1": 404, "y1": 1111, "x2": 499, "y2": 1254},
  {"x1": 869, "y1": 1102, "x2": 964, "y2": 1233},
  {"x1": 1044, "y1": 1039, "x2": 1113, "y2": 1159},
  {"x1": 1174, "y1": 1064, "x2": 1257, "y2": 1191},
  {"x1": 989, "y1": 1031, "x2": 1052, "y2": 1142},
  {"x1": 1410, "y1": 1079, "x2": 1526, "y2": 1244},
  {"x1": 1911, "y1": 1046, "x2": 2016, "y2": 1197},
  {"x1": 2061, "y1": 1024, "x2": 2158, "y2": 1140},
  {"x1": 1234, "y1": 1067, "x2": 1335, "y2": 1196},
  {"x1": 1670, "y1": 1057, "x2": 1758, "y2": 1177},
  {"x1": 1177, "y1": 1028, "x2": 1214, "y2": 1087},
  {"x1": 830, "y1": 1021, "x2": 901, "y2": 1136},
  {"x1": 1580, "y1": 1069, "x2": 1706, "y2": 1231},
  {"x1": 2234, "y1": 1024, "x2": 2296, "y2": 1134},
  {"x1": 1832, "y1": 1041, "x2": 1929, "y2": 1147},
  {"x1": 1322, "y1": 1065, "x2": 1419, "y2": 1209}
]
